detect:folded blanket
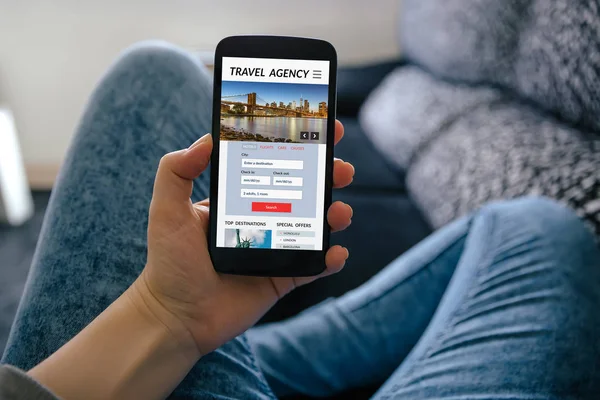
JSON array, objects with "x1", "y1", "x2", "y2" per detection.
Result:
[{"x1": 361, "y1": 68, "x2": 600, "y2": 236}]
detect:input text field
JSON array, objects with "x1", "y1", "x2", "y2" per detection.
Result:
[
  {"x1": 273, "y1": 177, "x2": 303, "y2": 187},
  {"x1": 242, "y1": 159, "x2": 303, "y2": 170},
  {"x1": 241, "y1": 189, "x2": 302, "y2": 200},
  {"x1": 241, "y1": 176, "x2": 270, "y2": 185}
]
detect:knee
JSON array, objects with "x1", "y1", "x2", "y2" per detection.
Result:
[
  {"x1": 478, "y1": 196, "x2": 597, "y2": 259},
  {"x1": 114, "y1": 40, "x2": 207, "y2": 75},
  {"x1": 471, "y1": 198, "x2": 600, "y2": 381},
  {"x1": 94, "y1": 40, "x2": 212, "y2": 105}
]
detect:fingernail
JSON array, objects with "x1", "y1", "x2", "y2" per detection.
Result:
[
  {"x1": 345, "y1": 203, "x2": 353, "y2": 218},
  {"x1": 343, "y1": 247, "x2": 349, "y2": 260},
  {"x1": 189, "y1": 133, "x2": 210, "y2": 150},
  {"x1": 346, "y1": 162, "x2": 355, "y2": 177}
]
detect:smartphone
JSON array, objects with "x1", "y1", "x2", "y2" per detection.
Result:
[{"x1": 208, "y1": 35, "x2": 337, "y2": 277}]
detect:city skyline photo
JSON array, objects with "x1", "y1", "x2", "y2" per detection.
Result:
[
  {"x1": 219, "y1": 80, "x2": 328, "y2": 144},
  {"x1": 221, "y1": 81, "x2": 328, "y2": 112}
]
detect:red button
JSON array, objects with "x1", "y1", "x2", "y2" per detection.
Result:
[{"x1": 252, "y1": 202, "x2": 292, "y2": 213}]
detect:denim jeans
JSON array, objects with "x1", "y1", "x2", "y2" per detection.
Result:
[{"x1": 3, "y1": 41, "x2": 600, "y2": 399}]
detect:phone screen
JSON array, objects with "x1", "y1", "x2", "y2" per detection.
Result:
[{"x1": 215, "y1": 56, "x2": 330, "y2": 251}]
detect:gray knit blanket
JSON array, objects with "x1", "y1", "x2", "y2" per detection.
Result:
[{"x1": 360, "y1": 0, "x2": 600, "y2": 236}]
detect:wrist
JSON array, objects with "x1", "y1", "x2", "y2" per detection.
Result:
[
  {"x1": 29, "y1": 277, "x2": 202, "y2": 400},
  {"x1": 127, "y1": 273, "x2": 202, "y2": 362}
]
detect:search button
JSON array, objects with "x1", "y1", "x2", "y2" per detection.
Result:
[{"x1": 252, "y1": 202, "x2": 292, "y2": 213}]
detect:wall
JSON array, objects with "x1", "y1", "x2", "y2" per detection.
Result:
[{"x1": 0, "y1": 0, "x2": 401, "y2": 187}]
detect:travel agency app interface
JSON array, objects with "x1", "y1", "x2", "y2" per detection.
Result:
[{"x1": 216, "y1": 56, "x2": 330, "y2": 251}]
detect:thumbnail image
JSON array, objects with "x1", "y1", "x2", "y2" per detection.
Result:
[
  {"x1": 224, "y1": 228, "x2": 272, "y2": 249},
  {"x1": 220, "y1": 81, "x2": 328, "y2": 144}
]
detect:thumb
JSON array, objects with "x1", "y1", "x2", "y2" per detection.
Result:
[{"x1": 153, "y1": 134, "x2": 212, "y2": 203}]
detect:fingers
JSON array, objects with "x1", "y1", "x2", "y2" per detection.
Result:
[
  {"x1": 324, "y1": 245, "x2": 349, "y2": 274},
  {"x1": 333, "y1": 159, "x2": 354, "y2": 189},
  {"x1": 153, "y1": 134, "x2": 212, "y2": 204},
  {"x1": 332, "y1": 120, "x2": 354, "y2": 189},
  {"x1": 298, "y1": 201, "x2": 352, "y2": 289},
  {"x1": 191, "y1": 198, "x2": 211, "y2": 234},
  {"x1": 192, "y1": 202, "x2": 210, "y2": 234},
  {"x1": 327, "y1": 201, "x2": 353, "y2": 232},
  {"x1": 334, "y1": 120, "x2": 344, "y2": 145},
  {"x1": 292, "y1": 245, "x2": 349, "y2": 288},
  {"x1": 195, "y1": 198, "x2": 210, "y2": 207}
]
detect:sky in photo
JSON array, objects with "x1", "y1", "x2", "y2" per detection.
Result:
[{"x1": 222, "y1": 81, "x2": 328, "y2": 112}]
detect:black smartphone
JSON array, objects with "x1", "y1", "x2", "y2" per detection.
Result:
[{"x1": 208, "y1": 35, "x2": 337, "y2": 277}]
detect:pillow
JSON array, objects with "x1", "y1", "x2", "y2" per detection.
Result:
[{"x1": 401, "y1": 0, "x2": 600, "y2": 132}]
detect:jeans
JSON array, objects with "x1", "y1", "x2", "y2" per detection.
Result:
[{"x1": 3, "y1": 41, "x2": 600, "y2": 399}]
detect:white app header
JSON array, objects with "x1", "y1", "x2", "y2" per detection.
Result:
[{"x1": 222, "y1": 57, "x2": 329, "y2": 85}]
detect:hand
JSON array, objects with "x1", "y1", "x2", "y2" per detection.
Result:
[{"x1": 133, "y1": 120, "x2": 354, "y2": 357}]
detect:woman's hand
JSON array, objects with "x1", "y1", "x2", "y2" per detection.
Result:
[
  {"x1": 28, "y1": 121, "x2": 353, "y2": 400},
  {"x1": 135, "y1": 120, "x2": 354, "y2": 356}
]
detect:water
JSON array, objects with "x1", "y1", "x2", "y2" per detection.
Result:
[{"x1": 221, "y1": 116, "x2": 327, "y2": 144}]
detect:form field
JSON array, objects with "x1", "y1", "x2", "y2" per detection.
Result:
[
  {"x1": 241, "y1": 189, "x2": 302, "y2": 200},
  {"x1": 241, "y1": 176, "x2": 270, "y2": 185},
  {"x1": 242, "y1": 159, "x2": 303, "y2": 170},
  {"x1": 273, "y1": 177, "x2": 303, "y2": 187}
]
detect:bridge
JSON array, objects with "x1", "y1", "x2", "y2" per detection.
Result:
[{"x1": 221, "y1": 93, "x2": 313, "y2": 117}]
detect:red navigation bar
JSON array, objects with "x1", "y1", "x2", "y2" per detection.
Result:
[{"x1": 252, "y1": 202, "x2": 292, "y2": 213}]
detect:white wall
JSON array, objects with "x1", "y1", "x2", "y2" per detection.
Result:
[{"x1": 0, "y1": 0, "x2": 400, "y2": 185}]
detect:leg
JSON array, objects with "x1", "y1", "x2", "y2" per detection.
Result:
[
  {"x1": 248, "y1": 212, "x2": 470, "y2": 396},
  {"x1": 248, "y1": 197, "x2": 600, "y2": 399},
  {"x1": 2, "y1": 41, "x2": 274, "y2": 399},
  {"x1": 375, "y1": 197, "x2": 600, "y2": 399}
]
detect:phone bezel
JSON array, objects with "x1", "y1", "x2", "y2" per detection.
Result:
[{"x1": 208, "y1": 35, "x2": 337, "y2": 277}]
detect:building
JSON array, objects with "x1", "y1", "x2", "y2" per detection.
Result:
[
  {"x1": 221, "y1": 104, "x2": 231, "y2": 113},
  {"x1": 270, "y1": 101, "x2": 277, "y2": 108},
  {"x1": 279, "y1": 102, "x2": 284, "y2": 108},
  {"x1": 246, "y1": 92, "x2": 256, "y2": 114},
  {"x1": 265, "y1": 103, "x2": 269, "y2": 107},
  {"x1": 287, "y1": 102, "x2": 292, "y2": 109},
  {"x1": 318, "y1": 102, "x2": 327, "y2": 116},
  {"x1": 292, "y1": 101, "x2": 296, "y2": 110},
  {"x1": 304, "y1": 99, "x2": 309, "y2": 112}
]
